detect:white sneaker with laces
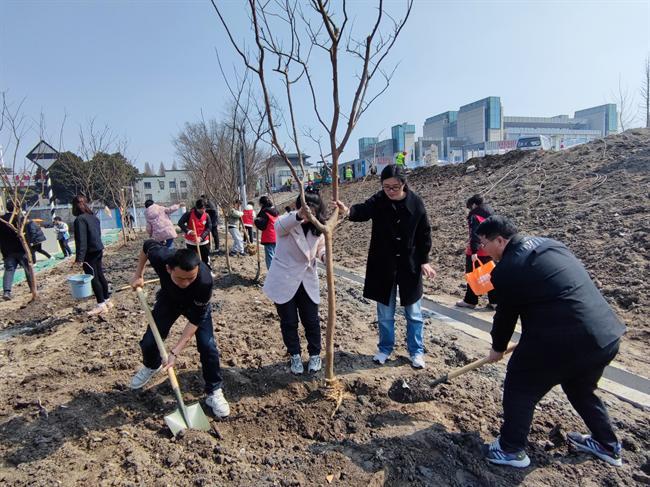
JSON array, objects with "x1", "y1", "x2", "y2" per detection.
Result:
[
  {"x1": 307, "y1": 355, "x2": 322, "y2": 373},
  {"x1": 290, "y1": 354, "x2": 304, "y2": 375},
  {"x1": 206, "y1": 388, "x2": 230, "y2": 418},
  {"x1": 87, "y1": 303, "x2": 108, "y2": 316},
  {"x1": 130, "y1": 365, "x2": 162, "y2": 389},
  {"x1": 411, "y1": 353, "x2": 426, "y2": 369},
  {"x1": 373, "y1": 352, "x2": 389, "y2": 365}
]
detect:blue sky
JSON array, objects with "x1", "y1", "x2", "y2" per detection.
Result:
[{"x1": 1, "y1": 0, "x2": 649, "y2": 170}]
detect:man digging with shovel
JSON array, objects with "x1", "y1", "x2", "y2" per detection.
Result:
[
  {"x1": 478, "y1": 216, "x2": 625, "y2": 468},
  {"x1": 129, "y1": 240, "x2": 230, "y2": 418}
]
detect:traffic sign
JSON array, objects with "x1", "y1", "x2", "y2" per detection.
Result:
[{"x1": 26, "y1": 140, "x2": 59, "y2": 170}]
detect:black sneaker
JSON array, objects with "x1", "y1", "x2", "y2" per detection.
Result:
[
  {"x1": 2, "y1": 291, "x2": 11, "y2": 301},
  {"x1": 485, "y1": 438, "x2": 530, "y2": 468},
  {"x1": 567, "y1": 432, "x2": 622, "y2": 466}
]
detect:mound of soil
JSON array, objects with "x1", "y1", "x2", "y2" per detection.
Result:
[
  {"x1": 332, "y1": 128, "x2": 650, "y2": 375},
  {"x1": 1, "y1": 238, "x2": 649, "y2": 486}
]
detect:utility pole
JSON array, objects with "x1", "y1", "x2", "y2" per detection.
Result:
[{"x1": 238, "y1": 127, "x2": 247, "y2": 206}]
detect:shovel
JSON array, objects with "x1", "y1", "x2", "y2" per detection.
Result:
[
  {"x1": 114, "y1": 278, "x2": 159, "y2": 293},
  {"x1": 389, "y1": 344, "x2": 517, "y2": 404},
  {"x1": 135, "y1": 287, "x2": 210, "y2": 436}
]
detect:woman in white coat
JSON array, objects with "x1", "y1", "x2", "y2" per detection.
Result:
[{"x1": 262, "y1": 190, "x2": 327, "y2": 375}]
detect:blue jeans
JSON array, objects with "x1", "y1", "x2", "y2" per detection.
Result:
[
  {"x1": 2, "y1": 252, "x2": 34, "y2": 293},
  {"x1": 139, "y1": 296, "x2": 223, "y2": 393},
  {"x1": 263, "y1": 243, "x2": 276, "y2": 270},
  {"x1": 376, "y1": 284, "x2": 424, "y2": 356}
]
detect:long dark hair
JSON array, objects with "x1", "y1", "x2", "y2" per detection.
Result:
[
  {"x1": 72, "y1": 195, "x2": 93, "y2": 216},
  {"x1": 259, "y1": 196, "x2": 273, "y2": 209},
  {"x1": 380, "y1": 164, "x2": 408, "y2": 189},
  {"x1": 296, "y1": 190, "x2": 327, "y2": 236}
]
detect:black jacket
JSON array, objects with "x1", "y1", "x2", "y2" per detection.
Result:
[
  {"x1": 254, "y1": 206, "x2": 279, "y2": 230},
  {"x1": 490, "y1": 235, "x2": 625, "y2": 362},
  {"x1": 74, "y1": 213, "x2": 104, "y2": 262},
  {"x1": 0, "y1": 212, "x2": 26, "y2": 257},
  {"x1": 349, "y1": 189, "x2": 432, "y2": 306},
  {"x1": 204, "y1": 200, "x2": 219, "y2": 227},
  {"x1": 25, "y1": 221, "x2": 46, "y2": 245},
  {"x1": 467, "y1": 204, "x2": 494, "y2": 253}
]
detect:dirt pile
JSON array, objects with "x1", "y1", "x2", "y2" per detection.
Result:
[
  {"x1": 1, "y1": 240, "x2": 649, "y2": 486},
  {"x1": 332, "y1": 128, "x2": 650, "y2": 374}
]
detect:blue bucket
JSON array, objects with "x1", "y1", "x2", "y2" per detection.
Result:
[{"x1": 67, "y1": 274, "x2": 94, "y2": 299}]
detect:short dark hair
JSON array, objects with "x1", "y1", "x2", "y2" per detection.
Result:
[
  {"x1": 195, "y1": 199, "x2": 205, "y2": 209},
  {"x1": 144, "y1": 199, "x2": 154, "y2": 208},
  {"x1": 380, "y1": 164, "x2": 407, "y2": 186},
  {"x1": 53, "y1": 216, "x2": 62, "y2": 222},
  {"x1": 167, "y1": 248, "x2": 201, "y2": 271},
  {"x1": 259, "y1": 196, "x2": 272, "y2": 208},
  {"x1": 466, "y1": 194, "x2": 483, "y2": 209},
  {"x1": 476, "y1": 215, "x2": 518, "y2": 240}
]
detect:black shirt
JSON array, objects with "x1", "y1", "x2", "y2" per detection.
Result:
[
  {"x1": 74, "y1": 213, "x2": 104, "y2": 262},
  {"x1": 143, "y1": 240, "x2": 213, "y2": 325}
]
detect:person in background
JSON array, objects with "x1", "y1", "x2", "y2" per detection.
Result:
[
  {"x1": 178, "y1": 199, "x2": 212, "y2": 266},
  {"x1": 53, "y1": 216, "x2": 73, "y2": 258},
  {"x1": 144, "y1": 199, "x2": 180, "y2": 248},
  {"x1": 262, "y1": 190, "x2": 327, "y2": 375},
  {"x1": 242, "y1": 202, "x2": 255, "y2": 243},
  {"x1": 478, "y1": 216, "x2": 626, "y2": 468},
  {"x1": 129, "y1": 240, "x2": 230, "y2": 418},
  {"x1": 456, "y1": 194, "x2": 497, "y2": 310},
  {"x1": 25, "y1": 218, "x2": 53, "y2": 262},
  {"x1": 201, "y1": 195, "x2": 221, "y2": 254},
  {"x1": 334, "y1": 164, "x2": 435, "y2": 369},
  {"x1": 254, "y1": 196, "x2": 279, "y2": 270},
  {"x1": 395, "y1": 151, "x2": 407, "y2": 168},
  {"x1": 345, "y1": 165, "x2": 353, "y2": 182},
  {"x1": 284, "y1": 206, "x2": 292, "y2": 214},
  {"x1": 227, "y1": 202, "x2": 245, "y2": 257},
  {"x1": 72, "y1": 195, "x2": 111, "y2": 315},
  {"x1": 0, "y1": 200, "x2": 36, "y2": 301}
]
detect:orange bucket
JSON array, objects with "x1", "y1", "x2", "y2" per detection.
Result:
[{"x1": 465, "y1": 259, "x2": 496, "y2": 295}]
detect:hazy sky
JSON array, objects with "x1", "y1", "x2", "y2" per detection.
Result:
[{"x1": 2, "y1": 0, "x2": 649, "y2": 170}]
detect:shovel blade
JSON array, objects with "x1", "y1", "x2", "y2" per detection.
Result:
[{"x1": 164, "y1": 402, "x2": 211, "y2": 436}]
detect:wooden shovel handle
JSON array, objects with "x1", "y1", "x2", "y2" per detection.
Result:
[
  {"x1": 191, "y1": 220, "x2": 201, "y2": 258},
  {"x1": 446, "y1": 344, "x2": 517, "y2": 381},
  {"x1": 115, "y1": 278, "x2": 159, "y2": 293}
]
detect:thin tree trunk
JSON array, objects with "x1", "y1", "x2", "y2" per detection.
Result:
[{"x1": 323, "y1": 229, "x2": 337, "y2": 382}]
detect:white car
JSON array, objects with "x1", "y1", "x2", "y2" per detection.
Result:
[{"x1": 516, "y1": 135, "x2": 551, "y2": 151}]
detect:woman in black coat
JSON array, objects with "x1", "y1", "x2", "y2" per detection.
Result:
[
  {"x1": 335, "y1": 165, "x2": 436, "y2": 369},
  {"x1": 72, "y1": 195, "x2": 111, "y2": 315}
]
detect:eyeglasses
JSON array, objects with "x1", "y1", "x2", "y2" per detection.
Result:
[
  {"x1": 382, "y1": 184, "x2": 403, "y2": 192},
  {"x1": 478, "y1": 238, "x2": 493, "y2": 249}
]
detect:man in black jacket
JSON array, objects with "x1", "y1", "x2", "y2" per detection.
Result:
[
  {"x1": 478, "y1": 216, "x2": 626, "y2": 468},
  {"x1": 129, "y1": 240, "x2": 230, "y2": 417},
  {"x1": 1, "y1": 201, "x2": 36, "y2": 301}
]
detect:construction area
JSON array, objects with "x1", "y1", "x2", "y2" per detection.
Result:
[{"x1": 1, "y1": 130, "x2": 649, "y2": 486}]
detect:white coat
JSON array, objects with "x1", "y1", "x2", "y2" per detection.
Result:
[{"x1": 262, "y1": 211, "x2": 326, "y2": 305}]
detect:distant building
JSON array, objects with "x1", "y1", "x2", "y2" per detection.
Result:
[
  {"x1": 135, "y1": 169, "x2": 190, "y2": 205},
  {"x1": 358, "y1": 122, "x2": 416, "y2": 167},
  {"x1": 424, "y1": 97, "x2": 618, "y2": 162},
  {"x1": 264, "y1": 153, "x2": 311, "y2": 191}
]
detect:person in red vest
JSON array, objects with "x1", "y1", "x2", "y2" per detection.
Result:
[
  {"x1": 456, "y1": 194, "x2": 497, "y2": 309},
  {"x1": 242, "y1": 202, "x2": 255, "y2": 243},
  {"x1": 178, "y1": 199, "x2": 212, "y2": 267},
  {"x1": 254, "y1": 196, "x2": 280, "y2": 270}
]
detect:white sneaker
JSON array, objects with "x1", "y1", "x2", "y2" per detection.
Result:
[
  {"x1": 411, "y1": 353, "x2": 426, "y2": 369},
  {"x1": 373, "y1": 352, "x2": 390, "y2": 365},
  {"x1": 307, "y1": 355, "x2": 322, "y2": 373},
  {"x1": 104, "y1": 298, "x2": 115, "y2": 309},
  {"x1": 206, "y1": 388, "x2": 230, "y2": 418},
  {"x1": 290, "y1": 354, "x2": 304, "y2": 375},
  {"x1": 87, "y1": 303, "x2": 108, "y2": 316},
  {"x1": 130, "y1": 365, "x2": 162, "y2": 389}
]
